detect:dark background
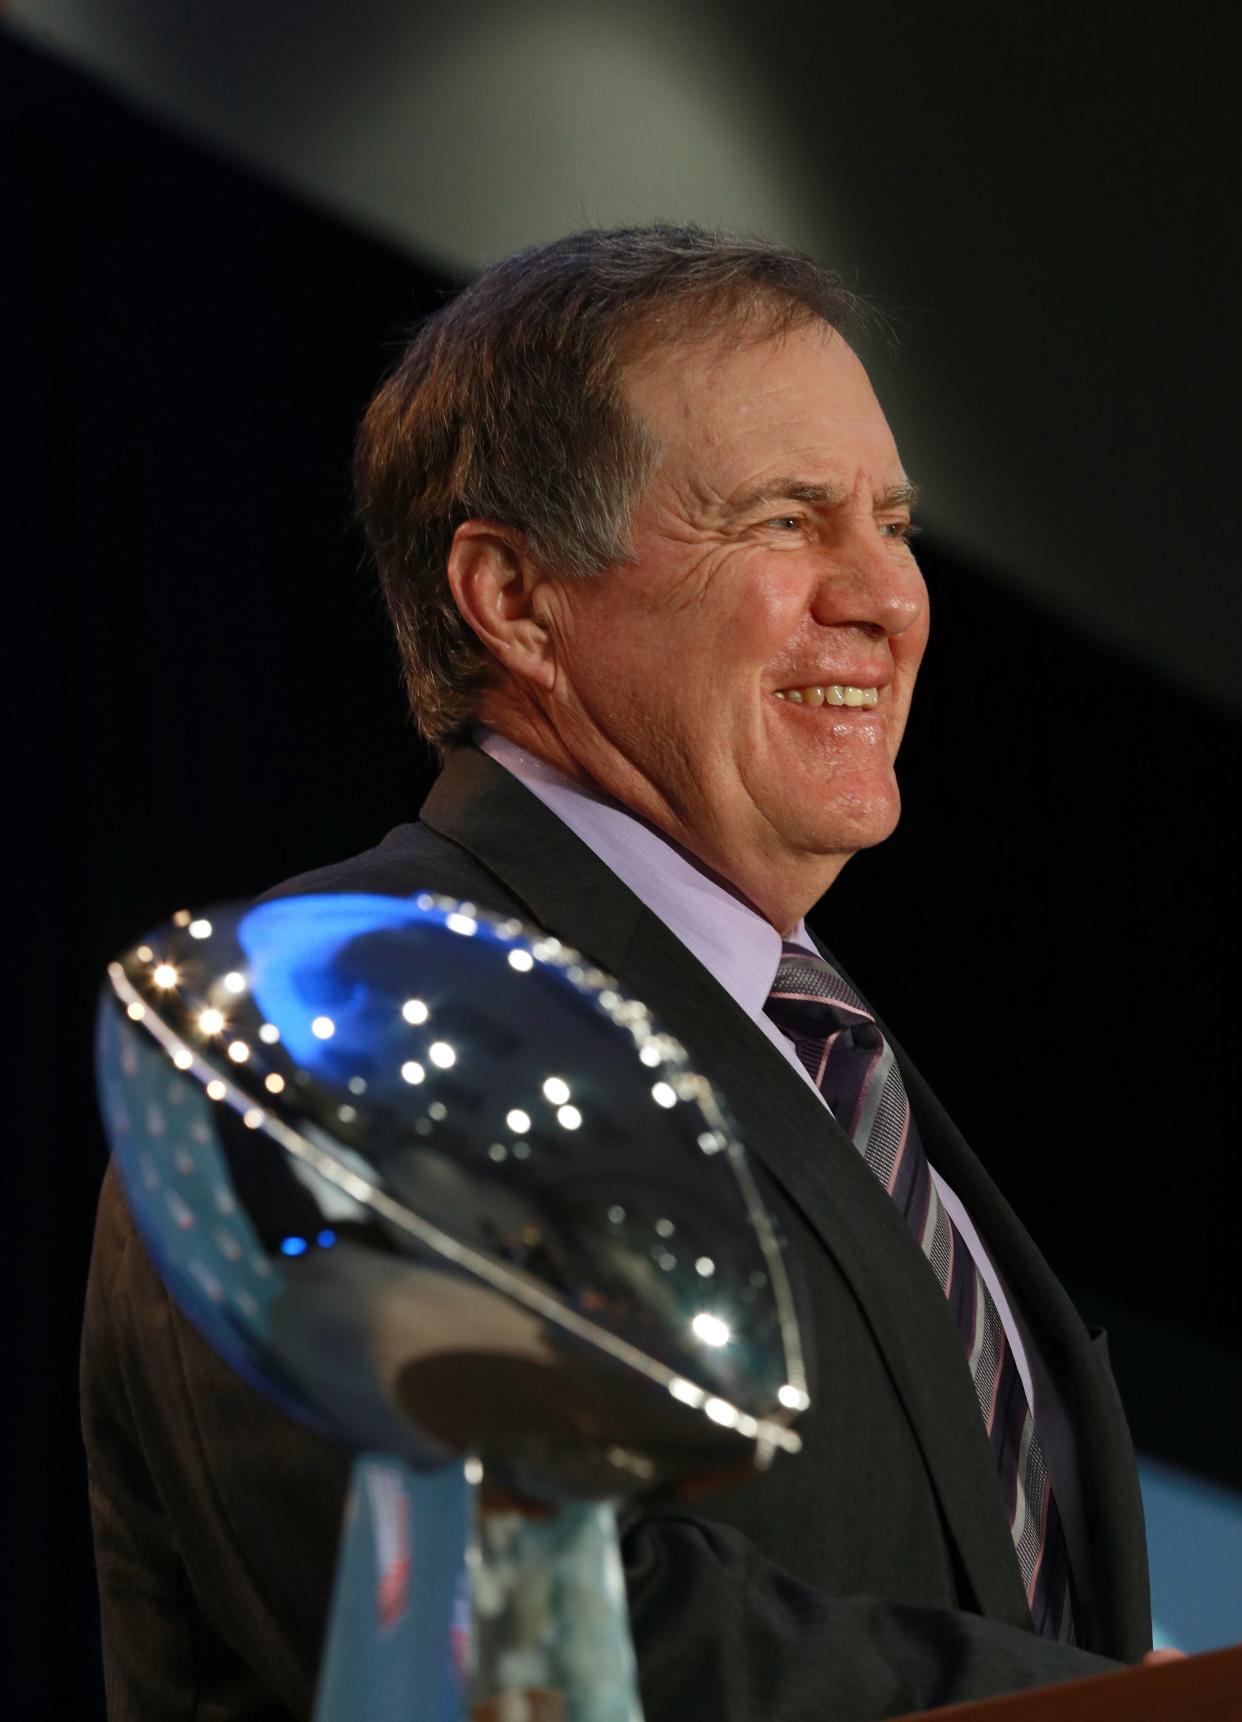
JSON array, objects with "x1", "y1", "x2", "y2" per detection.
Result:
[{"x1": 10, "y1": 26, "x2": 1239, "y2": 1719}]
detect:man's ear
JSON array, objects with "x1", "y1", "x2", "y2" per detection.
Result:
[{"x1": 446, "y1": 521, "x2": 556, "y2": 692}]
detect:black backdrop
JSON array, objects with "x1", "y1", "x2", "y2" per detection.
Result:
[{"x1": 11, "y1": 34, "x2": 1239, "y2": 1720}]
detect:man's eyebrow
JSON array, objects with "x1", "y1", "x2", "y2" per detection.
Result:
[{"x1": 722, "y1": 478, "x2": 920, "y2": 517}]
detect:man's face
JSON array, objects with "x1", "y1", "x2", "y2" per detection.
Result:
[{"x1": 536, "y1": 320, "x2": 930, "y2": 917}]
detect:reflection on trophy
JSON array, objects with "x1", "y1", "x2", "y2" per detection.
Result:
[{"x1": 95, "y1": 891, "x2": 808, "y2": 1722}]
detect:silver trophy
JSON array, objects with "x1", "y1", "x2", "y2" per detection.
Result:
[{"x1": 96, "y1": 891, "x2": 808, "y2": 1722}]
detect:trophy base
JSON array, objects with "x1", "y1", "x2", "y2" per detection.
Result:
[{"x1": 313, "y1": 1457, "x2": 642, "y2": 1722}]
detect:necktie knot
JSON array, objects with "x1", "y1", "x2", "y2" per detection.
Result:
[
  {"x1": 764, "y1": 946, "x2": 889, "y2": 1112},
  {"x1": 766, "y1": 945, "x2": 878, "y2": 1046}
]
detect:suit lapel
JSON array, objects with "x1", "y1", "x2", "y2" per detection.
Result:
[
  {"x1": 805, "y1": 926, "x2": 1150, "y2": 1655},
  {"x1": 885, "y1": 1046, "x2": 1152, "y2": 1658},
  {"x1": 614, "y1": 906, "x2": 1037, "y2": 1631},
  {"x1": 420, "y1": 748, "x2": 1042, "y2": 1630}
]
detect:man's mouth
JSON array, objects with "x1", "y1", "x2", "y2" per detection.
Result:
[{"x1": 772, "y1": 684, "x2": 880, "y2": 709}]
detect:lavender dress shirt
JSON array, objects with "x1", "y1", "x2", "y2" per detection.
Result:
[{"x1": 477, "y1": 726, "x2": 1093, "y2": 1614}]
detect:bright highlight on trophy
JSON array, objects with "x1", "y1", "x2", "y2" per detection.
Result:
[{"x1": 96, "y1": 891, "x2": 808, "y2": 1721}]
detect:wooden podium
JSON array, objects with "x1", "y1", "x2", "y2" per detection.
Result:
[{"x1": 896, "y1": 1645, "x2": 1242, "y2": 1720}]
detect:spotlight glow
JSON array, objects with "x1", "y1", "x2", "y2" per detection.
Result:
[
  {"x1": 311, "y1": 1016, "x2": 335, "y2": 1040},
  {"x1": 401, "y1": 998, "x2": 429, "y2": 1024},
  {"x1": 692, "y1": 1313, "x2": 731, "y2": 1348}
]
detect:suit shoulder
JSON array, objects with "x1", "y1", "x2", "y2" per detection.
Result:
[{"x1": 256, "y1": 821, "x2": 524, "y2": 919}]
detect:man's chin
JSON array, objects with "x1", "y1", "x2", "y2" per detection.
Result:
[{"x1": 795, "y1": 784, "x2": 903, "y2": 858}]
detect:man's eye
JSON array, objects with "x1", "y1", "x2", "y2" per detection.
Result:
[
  {"x1": 881, "y1": 520, "x2": 922, "y2": 544},
  {"x1": 763, "y1": 515, "x2": 804, "y2": 532}
]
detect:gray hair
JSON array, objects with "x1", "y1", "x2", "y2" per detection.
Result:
[{"x1": 354, "y1": 224, "x2": 861, "y2": 749}]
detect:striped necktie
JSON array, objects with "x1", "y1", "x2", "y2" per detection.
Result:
[{"x1": 764, "y1": 942, "x2": 1077, "y2": 1643}]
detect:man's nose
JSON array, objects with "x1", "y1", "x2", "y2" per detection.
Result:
[{"x1": 810, "y1": 532, "x2": 925, "y2": 640}]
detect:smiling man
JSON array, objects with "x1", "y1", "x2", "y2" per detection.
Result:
[
  {"x1": 445, "y1": 317, "x2": 928, "y2": 934},
  {"x1": 82, "y1": 227, "x2": 1153, "y2": 1720}
]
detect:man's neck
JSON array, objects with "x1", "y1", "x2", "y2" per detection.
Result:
[{"x1": 473, "y1": 705, "x2": 846, "y2": 936}]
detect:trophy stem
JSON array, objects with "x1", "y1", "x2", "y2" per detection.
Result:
[
  {"x1": 468, "y1": 1484, "x2": 643, "y2": 1722},
  {"x1": 313, "y1": 1455, "x2": 471, "y2": 1722},
  {"x1": 312, "y1": 1458, "x2": 642, "y2": 1722}
]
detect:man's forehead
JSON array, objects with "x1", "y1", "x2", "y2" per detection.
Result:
[
  {"x1": 626, "y1": 318, "x2": 855, "y2": 410},
  {"x1": 629, "y1": 322, "x2": 885, "y2": 429},
  {"x1": 625, "y1": 325, "x2": 907, "y2": 504}
]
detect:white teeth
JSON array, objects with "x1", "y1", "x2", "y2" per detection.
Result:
[{"x1": 774, "y1": 684, "x2": 879, "y2": 708}]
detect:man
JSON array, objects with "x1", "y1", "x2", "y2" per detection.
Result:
[{"x1": 83, "y1": 226, "x2": 1155, "y2": 1719}]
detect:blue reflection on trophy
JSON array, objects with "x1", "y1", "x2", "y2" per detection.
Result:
[{"x1": 96, "y1": 892, "x2": 808, "y2": 1721}]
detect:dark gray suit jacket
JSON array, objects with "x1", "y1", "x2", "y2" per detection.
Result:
[{"x1": 82, "y1": 745, "x2": 1152, "y2": 1720}]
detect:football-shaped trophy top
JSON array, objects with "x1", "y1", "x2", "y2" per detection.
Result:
[{"x1": 96, "y1": 892, "x2": 808, "y2": 1501}]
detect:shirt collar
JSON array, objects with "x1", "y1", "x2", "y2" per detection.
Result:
[{"x1": 474, "y1": 728, "x2": 817, "y2": 1015}]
